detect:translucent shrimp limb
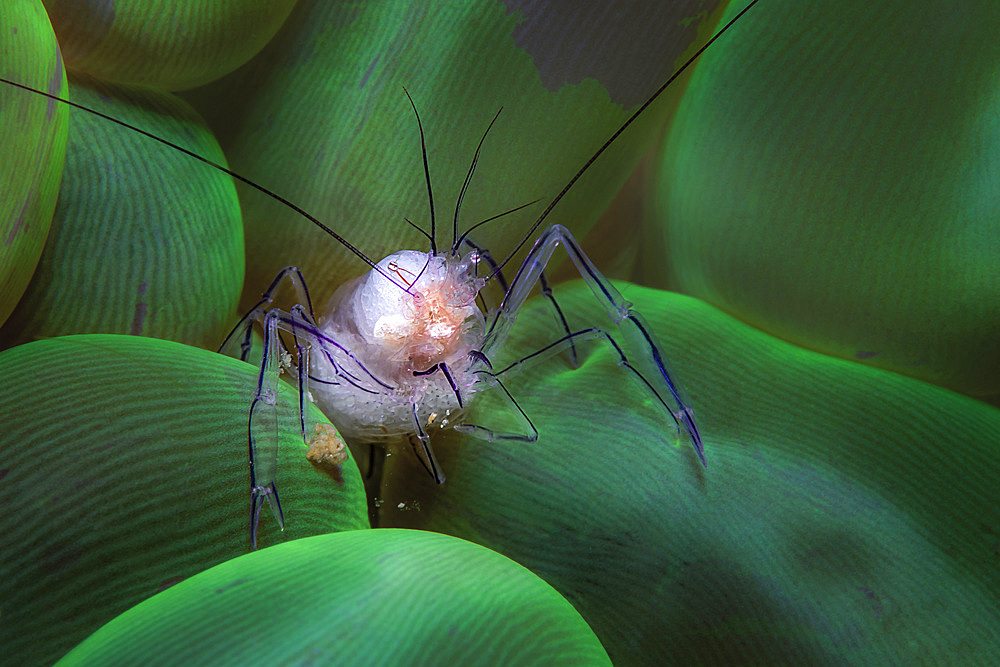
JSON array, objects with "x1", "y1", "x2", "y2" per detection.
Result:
[
  {"x1": 408, "y1": 402, "x2": 445, "y2": 483},
  {"x1": 247, "y1": 310, "x2": 284, "y2": 549},
  {"x1": 238, "y1": 303, "x2": 394, "y2": 547},
  {"x1": 453, "y1": 371, "x2": 539, "y2": 443},
  {"x1": 482, "y1": 224, "x2": 706, "y2": 466},
  {"x1": 219, "y1": 267, "x2": 308, "y2": 547},
  {"x1": 220, "y1": 267, "x2": 388, "y2": 547},
  {"x1": 219, "y1": 266, "x2": 316, "y2": 363},
  {"x1": 462, "y1": 236, "x2": 578, "y2": 366}
]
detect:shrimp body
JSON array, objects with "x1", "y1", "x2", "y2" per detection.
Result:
[{"x1": 310, "y1": 249, "x2": 487, "y2": 441}]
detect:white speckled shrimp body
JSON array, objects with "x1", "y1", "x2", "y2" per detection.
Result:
[{"x1": 311, "y1": 250, "x2": 486, "y2": 442}]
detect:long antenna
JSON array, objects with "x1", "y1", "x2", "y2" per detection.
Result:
[
  {"x1": 0, "y1": 76, "x2": 413, "y2": 294},
  {"x1": 454, "y1": 198, "x2": 541, "y2": 252},
  {"x1": 489, "y1": 0, "x2": 760, "y2": 280},
  {"x1": 403, "y1": 87, "x2": 437, "y2": 255},
  {"x1": 4, "y1": 0, "x2": 758, "y2": 292},
  {"x1": 452, "y1": 107, "x2": 503, "y2": 255}
]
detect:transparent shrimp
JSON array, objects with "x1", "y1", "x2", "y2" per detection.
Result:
[
  {"x1": 219, "y1": 1, "x2": 759, "y2": 546},
  {"x1": 222, "y1": 222, "x2": 704, "y2": 547},
  {"x1": 216, "y1": 71, "x2": 721, "y2": 545},
  {"x1": 3, "y1": 0, "x2": 757, "y2": 548}
]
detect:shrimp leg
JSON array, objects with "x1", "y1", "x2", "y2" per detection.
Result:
[
  {"x1": 464, "y1": 235, "x2": 578, "y2": 365},
  {"x1": 483, "y1": 224, "x2": 705, "y2": 466},
  {"x1": 248, "y1": 309, "x2": 284, "y2": 549},
  {"x1": 219, "y1": 265, "x2": 316, "y2": 361},
  {"x1": 409, "y1": 402, "x2": 445, "y2": 483},
  {"x1": 453, "y1": 369, "x2": 539, "y2": 443},
  {"x1": 244, "y1": 302, "x2": 394, "y2": 547}
]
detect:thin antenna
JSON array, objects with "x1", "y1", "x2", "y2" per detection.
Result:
[
  {"x1": 454, "y1": 198, "x2": 541, "y2": 252},
  {"x1": 403, "y1": 87, "x2": 437, "y2": 255},
  {"x1": 403, "y1": 216, "x2": 434, "y2": 244},
  {"x1": 0, "y1": 76, "x2": 416, "y2": 294},
  {"x1": 489, "y1": 0, "x2": 760, "y2": 280},
  {"x1": 452, "y1": 107, "x2": 503, "y2": 255}
]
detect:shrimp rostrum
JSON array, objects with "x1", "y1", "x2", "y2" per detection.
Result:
[{"x1": 221, "y1": 93, "x2": 706, "y2": 548}]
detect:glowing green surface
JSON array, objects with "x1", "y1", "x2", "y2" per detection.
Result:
[
  {"x1": 380, "y1": 281, "x2": 1000, "y2": 664},
  {"x1": 41, "y1": 0, "x2": 299, "y2": 90},
  {"x1": 58, "y1": 530, "x2": 611, "y2": 666},
  {"x1": 0, "y1": 335, "x2": 369, "y2": 666},
  {"x1": 182, "y1": 0, "x2": 724, "y2": 310},
  {"x1": 0, "y1": 1, "x2": 997, "y2": 665},
  {"x1": 0, "y1": 0, "x2": 67, "y2": 328},
  {"x1": 0, "y1": 74, "x2": 244, "y2": 350},
  {"x1": 651, "y1": 0, "x2": 1000, "y2": 398}
]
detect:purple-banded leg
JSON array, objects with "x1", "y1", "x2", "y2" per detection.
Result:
[
  {"x1": 537, "y1": 271, "x2": 578, "y2": 367},
  {"x1": 248, "y1": 309, "x2": 285, "y2": 549},
  {"x1": 288, "y1": 304, "x2": 314, "y2": 444},
  {"x1": 463, "y1": 235, "x2": 578, "y2": 365},
  {"x1": 452, "y1": 364, "x2": 539, "y2": 444},
  {"x1": 245, "y1": 306, "x2": 394, "y2": 548},
  {"x1": 219, "y1": 266, "x2": 316, "y2": 361},
  {"x1": 483, "y1": 224, "x2": 705, "y2": 466},
  {"x1": 405, "y1": 359, "x2": 538, "y2": 481},
  {"x1": 408, "y1": 402, "x2": 446, "y2": 484},
  {"x1": 412, "y1": 362, "x2": 464, "y2": 408}
]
